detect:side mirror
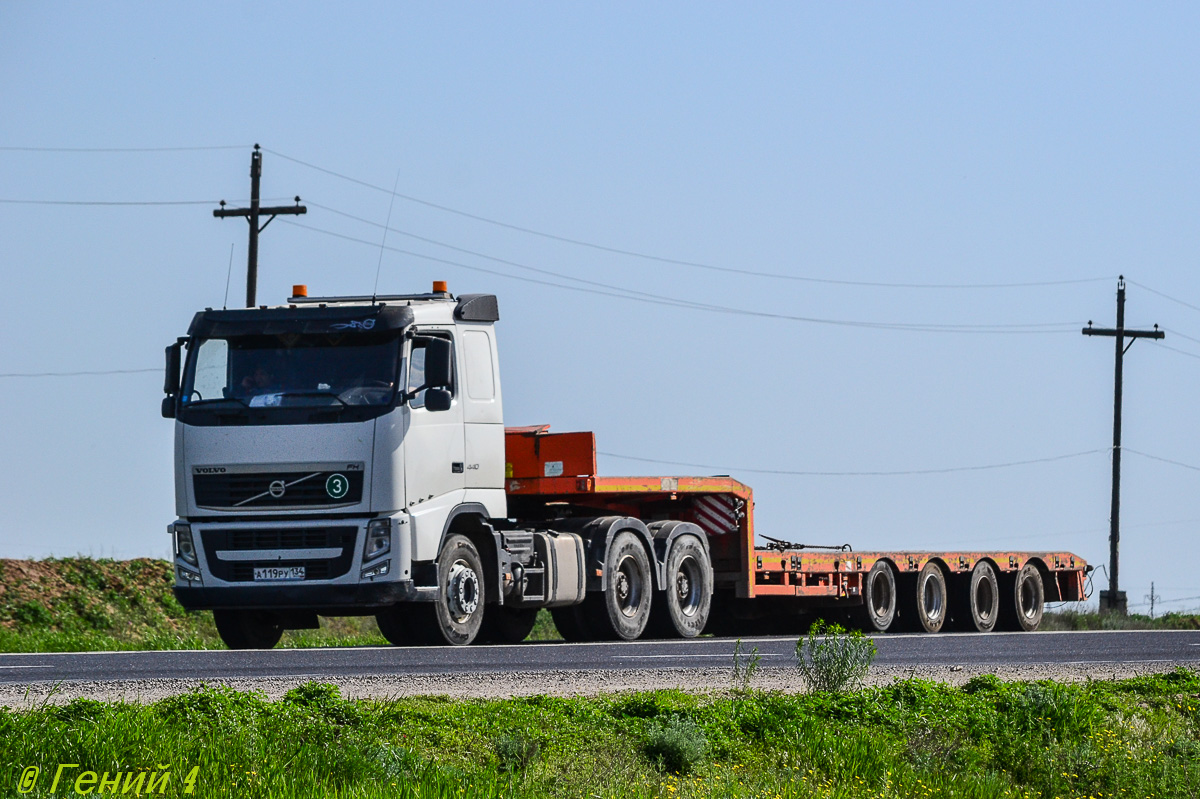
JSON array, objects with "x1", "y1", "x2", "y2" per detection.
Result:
[
  {"x1": 164, "y1": 341, "x2": 182, "y2": 396},
  {"x1": 423, "y1": 337, "x2": 452, "y2": 389},
  {"x1": 425, "y1": 388, "x2": 452, "y2": 413},
  {"x1": 163, "y1": 340, "x2": 183, "y2": 418}
]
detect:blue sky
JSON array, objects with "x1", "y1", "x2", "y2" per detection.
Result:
[{"x1": 2, "y1": 3, "x2": 1198, "y2": 613}]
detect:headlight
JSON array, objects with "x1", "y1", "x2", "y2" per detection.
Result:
[
  {"x1": 364, "y1": 519, "x2": 391, "y2": 561},
  {"x1": 174, "y1": 523, "x2": 198, "y2": 566}
]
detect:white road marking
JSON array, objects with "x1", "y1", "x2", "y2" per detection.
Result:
[
  {"x1": 0, "y1": 665, "x2": 52, "y2": 669},
  {"x1": 612, "y1": 653, "x2": 785, "y2": 659}
]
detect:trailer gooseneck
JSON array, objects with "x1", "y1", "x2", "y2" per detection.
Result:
[{"x1": 163, "y1": 284, "x2": 1088, "y2": 648}]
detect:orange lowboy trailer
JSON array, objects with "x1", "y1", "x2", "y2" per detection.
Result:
[{"x1": 504, "y1": 425, "x2": 1088, "y2": 636}]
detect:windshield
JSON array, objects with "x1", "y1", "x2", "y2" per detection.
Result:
[{"x1": 181, "y1": 332, "x2": 401, "y2": 409}]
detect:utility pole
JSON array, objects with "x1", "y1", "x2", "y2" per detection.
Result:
[
  {"x1": 1145, "y1": 582, "x2": 1160, "y2": 619},
  {"x1": 1082, "y1": 276, "x2": 1163, "y2": 615},
  {"x1": 213, "y1": 144, "x2": 306, "y2": 307}
]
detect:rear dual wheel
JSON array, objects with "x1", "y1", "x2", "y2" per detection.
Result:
[
  {"x1": 553, "y1": 532, "x2": 657, "y2": 641},
  {"x1": 647, "y1": 535, "x2": 713, "y2": 638}
]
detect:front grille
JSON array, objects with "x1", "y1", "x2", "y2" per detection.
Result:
[
  {"x1": 201, "y1": 527, "x2": 357, "y2": 582},
  {"x1": 194, "y1": 470, "x2": 364, "y2": 508}
]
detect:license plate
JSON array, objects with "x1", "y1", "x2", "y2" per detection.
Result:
[{"x1": 253, "y1": 566, "x2": 305, "y2": 581}]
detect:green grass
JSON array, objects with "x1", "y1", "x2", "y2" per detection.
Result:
[
  {"x1": 0, "y1": 558, "x2": 562, "y2": 652},
  {"x1": 2, "y1": 670, "x2": 1198, "y2": 798}
]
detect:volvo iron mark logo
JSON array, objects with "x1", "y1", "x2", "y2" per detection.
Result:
[{"x1": 268, "y1": 480, "x2": 287, "y2": 499}]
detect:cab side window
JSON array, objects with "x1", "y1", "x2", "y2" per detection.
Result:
[{"x1": 406, "y1": 334, "x2": 455, "y2": 409}]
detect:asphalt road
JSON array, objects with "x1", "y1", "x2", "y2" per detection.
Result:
[{"x1": 0, "y1": 630, "x2": 1197, "y2": 685}]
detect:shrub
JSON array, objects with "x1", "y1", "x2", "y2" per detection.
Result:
[
  {"x1": 643, "y1": 716, "x2": 709, "y2": 774},
  {"x1": 795, "y1": 620, "x2": 877, "y2": 693},
  {"x1": 10, "y1": 601, "x2": 53, "y2": 628},
  {"x1": 731, "y1": 638, "x2": 761, "y2": 692},
  {"x1": 493, "y1": 733, "x2": 541, "y2": 773}
]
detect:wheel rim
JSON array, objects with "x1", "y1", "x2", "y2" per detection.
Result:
[
  {"x1": 975, "y1": 576, "x2": 995, "y2": 622},
  {"x1": 447, "y1": 559, "x2": 480, "y2": 622},
  {"x1": 674, "y1": 555, "x2": 703, "y2": 617},
  {"x1": 614, "y1": 554, "x2": 644, "y2": 618},
  {"x1": 922, "y1": 575, "x2": 943, "y2": 621},
  {"x1": 870, "y1": 572, "x2": 893, "y2": 620},
  {"x1": 1019, "y1": 576, "x2": 1038, "y2": 619}
]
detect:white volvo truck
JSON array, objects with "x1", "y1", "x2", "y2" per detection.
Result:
[{"x1": 165, "y1": 283, "x2": 1085, "y2": 648}]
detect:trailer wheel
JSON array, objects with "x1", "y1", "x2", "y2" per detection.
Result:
[
  {"x1": 585, "y1": 531, "x2": 653, "y2": 640},
  {"x1": 213, "y1": 610, "x2": 284, "y2": 650},
  {"x1": 648, "y1": 536, "x2": 712, "y2": 638},
  {"x1": 478, "y1": 607, "x2": 539, "y2": 644},
  {"x1": 999, "y1": 564, "x2": 1044, "y2": 632},
  {"x1": 853, "y1": 560, "x2": 897, "y2": 632},
  {"x1": 900, "y1": 562, "x2": 948, "y2": 633},
  {"x1": 956, "y1": 561, "x2": 1000, "y2": 632}
]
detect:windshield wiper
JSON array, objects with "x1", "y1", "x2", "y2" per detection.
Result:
[
  {"x1": 185, "y1": 396, "x2": 250, "y2": 408},
  {"x1": 278, "y1": 391, "x2": 350, "y2": 408}
]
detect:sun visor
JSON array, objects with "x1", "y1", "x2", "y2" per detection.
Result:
[
  {"x1": 454, "y1": 294, "x2": 499, "y2": 322},
  {"x1": 188, "y1": 305, "x2": 415, "y2": 338}
]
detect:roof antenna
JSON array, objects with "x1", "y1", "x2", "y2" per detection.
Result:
[
  {"x1": 372, "y1": 168, "x2": 403, "y2": 303},
  {"x1": 222, "y1": 242, "x2": 235, "y2": 310}
]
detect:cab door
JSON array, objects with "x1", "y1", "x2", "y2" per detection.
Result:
[{"x1": 403, "y1": 331, "x2": 466, "y2": 518}]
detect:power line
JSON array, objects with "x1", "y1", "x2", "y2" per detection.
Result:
[
  {"x1": 266, "y1": 149, "x2": 1110, "y2": 291},
  {"x1": 1125, "y1": 449, "x2": 1200, "y2": 473},
  {"x1": 0, "y1": 368, "x2": 159, "y2": 378},
  {"x1": 0, "y1": 198, "x2": 220, "y2": 206},
  {"x1": 595, "y1": 447, "x2": 1108, "y2": 476},
  {"x1": 1155, "y1": 343, "x2": 1200, "y2": 362},
  {"x1": 0, "y1": 145, "x2": 250, "y2": 152},
  {"x1": 3, "y1": 196, "x2": 294, "y2": 206},
  {"x1": 285, "y1": 218, "x2": 1083, "y2": 334},
  {"x1": 1127, "y1": 280, "x2": 1200, "y2": 315}
]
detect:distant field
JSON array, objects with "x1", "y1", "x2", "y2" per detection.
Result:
[
  {"x1": 2, "y1": 671, "x2": 1198, "y2": 798},
  {"x1": 0, "y1": 557, "x2": 1195, "y2": 653},
  {"x1": 0, "y1": 557, "x2": 559, "y2": 652}
]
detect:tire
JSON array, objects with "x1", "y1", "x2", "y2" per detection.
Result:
[
  {"x1": 899, "y1": 562, "x2": 948, "y2": 633},
  {"x1": 478, "y1": 606, "x2": 539, "y2": 644},
  {"x1": 647, "y1": 536, "x2": 713, "y2": 638},
  {"x1": 428, "y1": 534, "x2": 487, "y2": 645},
  {"x1": 957, "y1": 561, "x2": 1000, "y2": 632},
  {"x1": 584, "y1": 531, "x2": 654, "y2": 640},
  {"x1": 999, "y1": 563, "x2": 1045, "y2": 632},
  {"x1": 375, "y1": 604, "x2": 440, "y2": 646},
  {"x1": 550, "y1": 605, "x2": 594, "y2": 642},
  {"x1": 213, "y1": 609, "x2": 284, "y2": 650},
  {"x1": 853, "y1": 560, "x2": 897, "y2": 633}
]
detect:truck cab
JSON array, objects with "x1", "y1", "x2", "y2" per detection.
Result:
[{"x1": 164, "y1": 284, "x2": 516, "y2": 647}]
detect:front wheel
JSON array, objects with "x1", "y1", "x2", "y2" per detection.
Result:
[
  {"x1": 429, "y1": 534, "x2": 487, "y2": 645},
  {"x1": 213, "y1": 609, "x2": 284, "y2": 650}
]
